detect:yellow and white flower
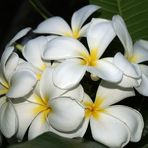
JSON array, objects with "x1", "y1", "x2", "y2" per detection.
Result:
[
  {"x1": 0, "y1": 49, "x2": 37, "y2": 138},
  {"x1": 112, "y1": 15, "x2": 148, "y2": 96},
  {"x1": 80, "y1": 81, "x2": 144, "y2": 148},
  {"x1": 34, "y1": 5, "x2": 100, "y2": 39},
  {"x1": 42, "y1": 18, "x2": 122, "y2": 89},
  {"x1": 14, "y1": 67, "x2": 85, "y2": 140}
]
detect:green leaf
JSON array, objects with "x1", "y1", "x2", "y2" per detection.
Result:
[
  {"x1": 9, "y1": 132, "x2": 107, "y2": 148},
  {"x1": 89, "y1": 0, "x2": 148, "y2": 41}
]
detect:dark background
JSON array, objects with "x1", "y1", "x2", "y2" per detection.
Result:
[{"x1": 0, "y1": 0, "x2": 89, "y2": 56}]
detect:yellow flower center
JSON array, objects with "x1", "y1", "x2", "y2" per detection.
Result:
[
  {"x1": 0, "y1": 80, "x2": 9, "y2": 95},
  {"x1": 81, "y1": 49, "x2": 98, "y2": 66},
  {"x1": 84, "y1": 97, "x2": 105, "y2": 120},
  {"x1": 72, "y1": 29, "x2": 80, "y2": 39},
  {"x1": 127, "y1": 55, "x2": 139, "y2": 63},
  {"x1": 32, "y1": 94, "x2": 52, "y2": 123},
  {"x1": 125, "y1": 52, "x2": 139, "y2": 63},
  {"x1": 36, "y1": 64, "x2": 47, "y2": 80},
  {"x1": 64, "y1": 29, "x2": 80, "y2": 39}
]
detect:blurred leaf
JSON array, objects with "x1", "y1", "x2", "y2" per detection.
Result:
[
  {"x1": 29, "y1": 0, "x2": 53, "y2": 19},
  {"x1": 90, "y1": 0, "x2": 148, "y2": 41},
  {"x1": 9, "y1": 132, "x2": 107, "y2": 148}
]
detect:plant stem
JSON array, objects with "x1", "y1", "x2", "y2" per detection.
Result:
[{"x1": 29, "y1": 0, "x2": 53, "y2": 19}]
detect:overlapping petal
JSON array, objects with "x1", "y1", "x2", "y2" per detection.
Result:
[
  {"x1": 4, "y1": 53, "x2": 19, "y2": 83},
  {"x1": 23, "y1": 36, "x2": 49, "y2": 70},
  {"x1": 15, "y1": 101, "x2": 42, "y2": 140},
  {"x1": 28, "y1": 112, "x2": 50, "y2": 140},
  {"x1": 71, "y1": 5, "x2": 100, "y2": 34},
  {"x1": 106, "y1": 105, "x2": 144, "y2": 142},
  {"x1": 95, "y1": 81, "x2": 135, "y2": 108},
  {"x1": 117, "y1": 74, "x2": 141, "y2": 88},
  {"x1": 48, "y1": 97, "x2": 84, "y2": 132},
  {"x1": 53, "y1": 59, "x2": 87, "y2": 89},
  {"x1": 90, "y1": 112, "x2": 130, "y2": 148},
  {"x1": 34, "y1": 17, "x2": 72, "y2": 36},
  {"x1": 43, "y1": 37, "x2": 88, "y2": 60},
  {"x1": 6, "y1": 70, "x2": 37, "y2": 98},
  {"x1": 0, "y1": 101, "x2": 18, "y2": 138},
  {"x1": 87, "y1": 18, "x2": 116, "y2": 57},
  {"x1": 135, "y1": 74, "x2": 148, "y2": 96},
  {"x1": 114, "y1": 52, "x2": 141, "y2": 78},
  {"x1": 133, "y1": 40, "x2": 148, "y2": 63},
  {"x1": 1, "y1": 46, "x2": 14, "y2": 75},
  {"x1": 135, "y1": 64, "x2": 148, "y2": 96},
  {"x1": 87, "y1": 58, "x2": 122, "y2": 83},
  {"x1": 39, "y1": 67, "x2": 66, "y2": 101},
  {"x1": 51, "y1": 117, "x2": 89, "y2": 138},
  {"x1": 63, "y1": 85, "x2": 84, "y2": 102},
  {"x1": 112, "y1": 15, "x2": 133, "y2": 56}
]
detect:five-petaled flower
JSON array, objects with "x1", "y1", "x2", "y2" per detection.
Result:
[
  {"x1": 112, "y1": 15, "x2": 148, "y2": 96},
  {"x1": 34, "y1": 5, "x2": 100, "y2": 39},
  {"x1": 42, "y1": 18, "x2": 123, "y2": 89},
  {"x1": 80, "y1": 81, "x2": 144, "y2": 148}
]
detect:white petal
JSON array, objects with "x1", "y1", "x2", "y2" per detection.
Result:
[
  {"x1": 135, "y1": 74, "x2": 148, "y2": 96},
  {"x1": 95, "y1": 80, "x2": 135, "y2": 108},
  {"x1": 0, "y1": 64, "x2": 8, "y2": 89},
  {"x1": 51, "y1": 93, "x2": 90, "y2": 138},
  {"x1": 82, "y1": 92, "x2": 93, "y2": 103},
  {"x1": 1, "y1": 46, "x2": 14, "y2": 74},
  {"x1": 112, "y1": 15, "x2": 133, "y2": 56},
  {"x1": 15, "y1": 101, "x2": 42, "y2": 140},
  {"x1": 117, "y1": 74, "x2": 141, "y2": 88},
  {"x1": 34, "y1": 17, "x2": 72, "y2": 36},
  {"x1": 90, "y1": 112, "x2": 130, "y2": 148},
  {"x1": 4, "y1": 52, "x2": 19, "y2": 83},
  {"x1": 6, "y1": 70, "x2": 37, "y2": 99},
  {"x1": 114, "y1": 52, "x2": 141, "y2": 78},
  {"x1": 139, "y1": 64, "x2": 148, "y2": 77},
  {"x1": 39, "y1": 67, "x2": 65, "y2": 101},
  {"x1": 7, "y1": 27, "x2": 31, "y2": 46},
  {"x1": 53, "y1": 59, "x2": 87, "y2": 89},
  {"x1": 63, "y1": 85, "x2": 84, "y2": 102},
  {"x1": 106, "y1": 105, "x2": 144, "y2": 142},
  {"x1": 0, "y1": 102, "x2": 18, "y2": 138},
  {"x1": 133, "y1": 39, "x2": 148, "y2": 63},
  {"x1": 0, "y1": 96, "x2": 7, "y2": 108},
  {"x1": 23, "y1": 36, "x2": 48, "y2": 70},
  {"x1": 87, "y1": 59, "x2": 122, "y2": 83},
  {"x1": 87, "y1": 18, "x2": 115, "y2": 57},
  {"x1": 48, "y1": 97, "x2": 84, "y2": 132},
  {"x1": 51, "y1": 118, "x2": 89, "y2": 138},
  {"x1": 28, "y1": 112, "x2": 50, "y2": 140},
  {"x1": 43, "y1": 37, "x2": 88, "y2": 60},
  {"x1": 71, "y1": 5, "x2": 100, "y2": 34},
  {"x1": 79, "y1": 23, "x2": 90, "y2": 37}
]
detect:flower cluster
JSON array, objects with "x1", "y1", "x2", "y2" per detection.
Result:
[{"x1": 0, "y1": 4, "x2": 147, "y2": 148}]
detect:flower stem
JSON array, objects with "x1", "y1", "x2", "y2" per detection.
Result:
[{"x1": 29, "y1": 0, "x2": 53, "y2": 19}]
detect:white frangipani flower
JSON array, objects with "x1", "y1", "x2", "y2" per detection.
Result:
[
  {"x1": 0, "y1": 47, "x2": 37, "y2": 99},
  {"x1": 79, "y1": 81, "x2": 144, "y2": 148},
  {"x1": 22, "y1": 36, "x2": 57, "y2": 80},
  {"x1": 42, "y1": 18, "x2": 122, "y2": 89},
  {"x1": 112, "y1": 15, "x2": 148, "y2": 96},
  {"x1": 34, "y1": 5, "x2": 100, "y2": 39},
  {"x1": 15, "y1": 67, "x2": 85, "y2": 140},
  {"x1": 0, "y1": 49, "x2": 37, "y2": 138}
]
